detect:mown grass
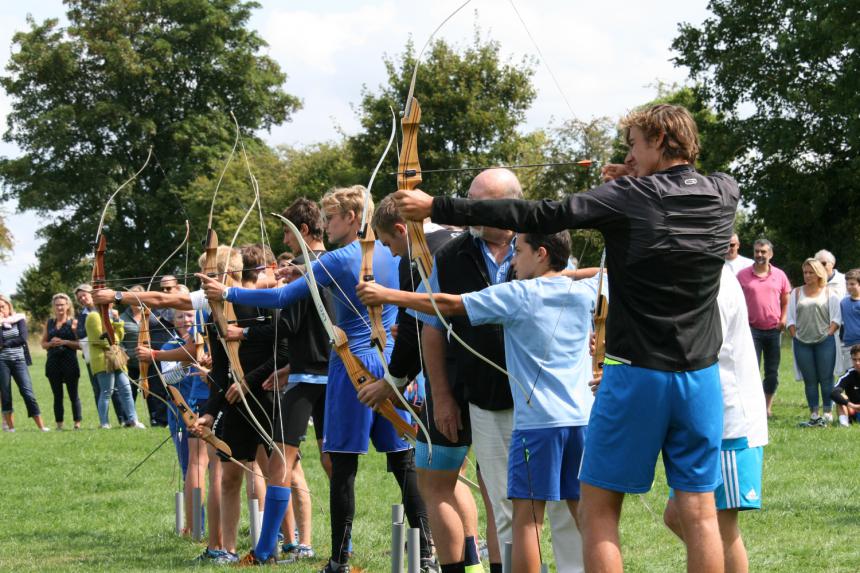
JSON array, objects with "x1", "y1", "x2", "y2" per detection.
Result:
[{"x1": 0, "y1": 342, "x2": 856, "y2": 572}]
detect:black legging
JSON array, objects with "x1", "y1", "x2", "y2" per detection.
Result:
[
  {"x1": 329, "y1": 449, "x2": 431, "y2": 564},
  {"x1": 47, "y1": 369, "x2": 81, "y2": 423}
]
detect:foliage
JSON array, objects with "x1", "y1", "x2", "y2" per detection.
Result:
[
  {"x1": 348, "y1": 29, "x2": 538, "y2": 199},
  {"x1": 0, "y1": 0, "x2": 300, "y2": 307},
  {"x1": 673, "y1": 0, "x2": 859, "y2": 274},
  {"x1": 0, "y1": 212, "x2": 12, "y2": 262}
]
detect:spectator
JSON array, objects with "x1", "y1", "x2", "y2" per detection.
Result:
[
  {"x1": 41, "y1": 293, "x2": 82, "y2": 430},
  {"x1": 788, "y1": 258, "x2": 841, "y2": 426},
  {"x1": 0, "y1": 294, "x2": 49, "y2": 432},
  {"x1": 75, "y1": 283, "x2": 129, "y2": 425},
  {"x1": 85, "y1": 302, "x2": 145, "y2": 429},
  {"x1": 838, "y1": 269, "x2": 860, "y2": 375},
  {"x1": 736, "y1": 239, "x2": 791, "y2": 417},
  {"x1": 832, "y1": 344, "x2": 860, "y2": 427},
  {"x1": 725, "y1": 233, "x2": 753, "y2": 275},
  {"x1": 815, "y1": 249, "x2": 846, "y2": 299}
]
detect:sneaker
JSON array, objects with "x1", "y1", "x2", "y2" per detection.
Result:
[
  {"x1": 193, "y1": 548, "x2": 227, "y2": 563},
  {"x1": 279, "y1": 545, "x2": 316, "y2": 564},
  {"x1": 421, "y1": 556, "x2": 440, "y2": 573},
  {"x1": 823, "y1": 413, "x2": 833, "y2": 424},
  {"x1": 125, "y1": 420, "x2": 147, "y2": 429},
  {"x1": 100, "y1": 424, "x2": 111, "y2": 430},
  {"x1": 40, "y1": 427, "x2": 51, "y2": 432},
  {"x1": 281, "y1": 542, "x2": 298, "y2": 555},
  {"x1": 210, "y1": 551, "x2": 239, "y2": 565},
  {"x1": 816, "y1": 416, "x2": 829, "y2": 427}
]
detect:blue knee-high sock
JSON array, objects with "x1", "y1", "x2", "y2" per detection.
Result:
[{"x1": 254, "y1": 485, "x2": 291, "y2": 561}]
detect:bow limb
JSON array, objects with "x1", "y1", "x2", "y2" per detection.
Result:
[
  {"x1": 91, "y1": 149, "x2": 153, "y2": 353},
  {"x1": 273, "y1": 213, "x2": 417, "y2": 441},
  {"x1": 359, "y1": 108, "x2": 398, "y2": 373},
  {"x1": 591, "y1": 249, "x2": 608, "y2": 377}
]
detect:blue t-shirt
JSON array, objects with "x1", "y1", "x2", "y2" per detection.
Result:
[
  {"x1": 160, "y1": 332, "x2": 209, "y2": 402},
  {"x1": 461, "y1": 275, "x2": 597, "y2": 430},
  {"x1": 841, "y1": 296, "x2": 860, "y2": 346},
  {"x1": 228, "y1": 240, "x2": 399, "y2": 357}
]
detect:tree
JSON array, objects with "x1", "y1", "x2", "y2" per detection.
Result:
[
  {"x1": 349, "y1": 29, "x2": 538, "y2": 198},
  {"x1": 0, "y1": 0, "x2": 300, "y2": 305},
  {"x1": 0, "y1": 212, "x2": 12, "y2": 262},
  {"x1": 673, "y1": 0, "x2": 859, "y2": 275}
]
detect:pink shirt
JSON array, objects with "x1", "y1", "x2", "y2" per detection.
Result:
[{"x1": 736, "y1": 265, "x2": 791, "y2": 330}]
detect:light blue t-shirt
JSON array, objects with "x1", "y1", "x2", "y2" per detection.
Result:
[{"x1": 461, "y1": 275, "x2": 597, "y2": 430}]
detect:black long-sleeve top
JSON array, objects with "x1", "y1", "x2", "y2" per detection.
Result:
[
  {"x1": 431, "y1": 164, "x2": 739, "y2": 372},
  {"x1": 832, "y1": 369, "x2": 860, "y2": 406}
]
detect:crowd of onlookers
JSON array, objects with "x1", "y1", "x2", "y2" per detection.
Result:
[
  {"x1": 0, "y1": 277, "x2": 182, "y2": 432},
  {"x1": 726, "y1": 237, "x2": 860, "y2": 426}
]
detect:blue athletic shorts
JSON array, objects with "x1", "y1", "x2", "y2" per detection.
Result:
[
  {"x1": 579, "y1": 362, "x2": 722, "y2": 494},
  {"x1": 715, "y1": 438, "x2": 763, "y2": 511},
  {"x1": 415, "y1": 441, "x2": 469, "y2": 471},
  {"x1": 322, "y1": 352, "x2": 411, "y2": 454},
  {"x1": 508, "y1": 426, "x2": 587, "y2": 501}
]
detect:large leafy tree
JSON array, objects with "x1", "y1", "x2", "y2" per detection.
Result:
[
  {"x1": 349, "y1": 31, "x2": 538, "y2": 198},
  {"x1": 0, "y1": 0, "x2": 300, "y2": 307},
  {"x1": 673, "y1": 0, "x2": 859, "y2": 276}
]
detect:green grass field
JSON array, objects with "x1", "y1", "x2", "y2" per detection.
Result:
[{"x1": 0, "y1": 342, "x2": 857, "y2": 572}]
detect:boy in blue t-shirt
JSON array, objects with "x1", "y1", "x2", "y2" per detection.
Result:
[
  {"x1": 839, "y1": 269, "x2": 860, "y2": 378},
  {"x1": 357, "y1": 230, "x2": 597, "y2": 573}
]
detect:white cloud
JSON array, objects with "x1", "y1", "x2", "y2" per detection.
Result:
[{"x1": 264, "y1": 3, "x2": 397, "y2": 74}]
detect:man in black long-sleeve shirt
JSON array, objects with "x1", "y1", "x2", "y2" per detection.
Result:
[{"x1": 394, "y1": 104, "x2": 739, "y2": 573}]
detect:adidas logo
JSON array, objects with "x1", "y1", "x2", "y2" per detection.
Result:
[{"x1": 745, "y1": 488, "x2": 758, "y2": 501}]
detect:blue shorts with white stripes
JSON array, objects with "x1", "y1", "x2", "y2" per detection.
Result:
[
  {"x1": 669, "y1": 437, "x2": 763, "y2": 511},
  {"x1": 715, "y1": 437, "x2": 763, "y2": 511}
]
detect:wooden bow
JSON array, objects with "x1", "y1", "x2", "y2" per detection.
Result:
[{"x1": 592, "y1": 249, "x2": 607, "y2": 377}]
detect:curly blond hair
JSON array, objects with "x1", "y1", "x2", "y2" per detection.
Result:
[
  {"x1": 321, "y1": 185, "x2": 371, "y2": 222},
  {"x1": 620, "y1": 104, "x2": 700, "y2": 164}
]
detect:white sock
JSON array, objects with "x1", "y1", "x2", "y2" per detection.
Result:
[{"x1": 839, "y1": 414, "x2": 850, "y2": 426}]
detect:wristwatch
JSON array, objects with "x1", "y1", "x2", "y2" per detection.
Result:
[
  {"x1": 114, "y1": 292, "x2": 123, "y2": 303},
  {"x1": 242, "y1": 327, "x2": 250, "y2": 339},
  {"x1": 221, "y1": 287, "x2": 229, "y2": 301}
]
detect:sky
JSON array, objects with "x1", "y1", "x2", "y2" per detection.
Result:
[{"x1": 0, "y1": 0, "x2": 712, "y2": 293}]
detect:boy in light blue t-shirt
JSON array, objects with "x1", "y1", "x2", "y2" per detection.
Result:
[{"x1": 357, "y1": 230, "x2": 598, "y2": 573}]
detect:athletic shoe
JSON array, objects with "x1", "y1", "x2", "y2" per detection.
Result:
[
  {"x1": 192, "y1": 548, "x2": 227, "y2": 563},
  {"x1": 421, "y1": 557, "x2": 440, "y2": 573},
  {"x1": 125, "y1": 421, "x2": 147, "y2": 429},
  {"x1": 40, "y1": 427, "x2": 51, "y2": 432},
  {"x1": 823, "y1": 413, "x2": 833, "y2": 424},
  {"x1": 100, "y1": 424, "x2": 111, "y2": 430},
  {"x1": 278, "y1": 545, "x2": 316, "y2": 564},
  {"x1": 209, "y1": 550, "x2": 239, "y2": 565},
  {"x1": 816, "y1": 416, "x2": 829, "y2": 427}
]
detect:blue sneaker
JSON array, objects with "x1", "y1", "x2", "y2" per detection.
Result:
[
  {"x1": 193, "y1": 548, "x2": 232, "y2": 564},
  {"x1": 210, "y1": 550, "x2": 239, "y2": 565}
]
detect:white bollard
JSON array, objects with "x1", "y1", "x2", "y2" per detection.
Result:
[
  {"x1": 391, "y1": 522, "x2": 405, "y2": 573},
  {"x1": 175, "y1": 491, "x2": 185, "y2": 536},
  {"x1": 406, "y1": 527, "x2": 421, "y2": 573},
  {"x1": 503, "y1": 541, "x2": 513, "y2": 573},
  {"x1": 249, "y1": 497, "x2": 262, "y2": 548}
]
